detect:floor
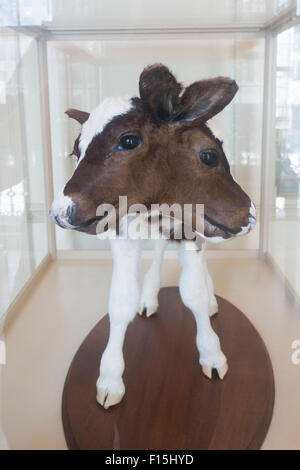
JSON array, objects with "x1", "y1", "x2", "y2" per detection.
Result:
[{"x1": 1, "y1": 256, "x2": 300, "y2": 450}]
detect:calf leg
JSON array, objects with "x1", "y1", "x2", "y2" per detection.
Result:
[
  {"x1": 139, "y1": 238, "x2": 167, "y2": 317},
  {"x1": 96, "y1": 238, "x2": 141, "y2": 409},
  {"x1": 178, "y1": 241, "x2": 228, "y2": 379},
  {"x1": 203, "y1": 253, "x2": 218, "y2": 316}
]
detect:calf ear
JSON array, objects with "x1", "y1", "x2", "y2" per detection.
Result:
[
  {"x1": 172, "y1": 77, "x2": 238, "y2": 123},
  {"x1": 65, "y1": 108, "x2": 90, "y2": 124},
  {"x1": 139, "y1": 64, "x2": 182, "y2": 121}
]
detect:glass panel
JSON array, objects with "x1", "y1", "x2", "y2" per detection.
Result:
[
  {"x1": 0, "y1": 1, "x2": 297, "y2": 28},
  {"x1": 0, "y1": 1, "x2": 51, "y2": 26},
  {"x1": 46, "y1": 0, "x2": 269, "y2": 27},
  {"x1": 269, "y1": 25, "x2": 300, "y2": 299},
  {"x1": 0, "y1": 30, "x2": 48, "y2": 320},
  {"x1": 48, "y1": 37, "x2": 264, "y2": 251},
  {"x1": 45, "y1": 0, "x2": 296, "y2": 27}
]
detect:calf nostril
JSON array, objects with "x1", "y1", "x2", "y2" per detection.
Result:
[
  {"x1": 54, "y1": 214, "x2": 65, "y2": 228},
  {"x1": 248, "y1": 213, "x2": 256, "y2": 225},
  {"x1": 66, "y1": 203, "x2": 76, "y2": 222}
]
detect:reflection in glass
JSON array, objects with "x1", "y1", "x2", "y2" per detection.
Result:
[
  {"x1": 269, "y1": 25, "x2": 300, "y2": 299},
  {"x1": 0, "y1": 32, "x2": 48, "y2": 320},
  {"x1": 0, "y1": 182, "x2": 25, "y2": 216}
]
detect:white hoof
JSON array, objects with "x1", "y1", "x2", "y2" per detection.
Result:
[
  {"x1": 217, "y1": 362, "x2": 228, "y2": 379},
  {"x1": 201, "y1": 361, "x2": 228, "y2": 380},
  {"x1": 202, "y1": 365, "x2": 212, "y2": 379},
  {"x1": 96, "y1": 376, "x2": 125, "y2": 409},
  {"x1": 138, "y1": 304, "x2": 158, "y2": 318}
]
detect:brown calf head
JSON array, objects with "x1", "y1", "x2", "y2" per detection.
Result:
[{"x1": 50, "y1": 64, "x2": 256, "y2": 241}]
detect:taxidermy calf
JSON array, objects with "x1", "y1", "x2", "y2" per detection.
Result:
[{"x1": 50, "y1": 64, "x2": 256, "y2": 409}]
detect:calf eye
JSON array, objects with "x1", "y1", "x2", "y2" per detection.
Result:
[
  {"x1": 199, "y1": 149, "x2": 219, "y2": 167},
  {"x1": 119, "y1": 132, "x2": 141, "y2": 150}
]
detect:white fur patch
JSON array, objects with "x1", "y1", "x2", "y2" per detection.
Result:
[
  {"x1": 250, "y1": 201, "x2": 256, "y2": 218},
  {"x1": 203, "y1": 235, "x2": 227, "y2": 244},
  {"x1": 97, "y1": 238, "x2": 141, "y2": 408},
  {"x1": 179, "y1": 242, "x2": 226, "y2": 368},
  {"x1": 78, "y1": 95, "x2": 133, "y2": 163},
  {"x1": 50, "y1": 190, "x2": 75, "y2": 228},
  {"x1": 139, "y1": 239, "x2": 167, "y2": 316}
]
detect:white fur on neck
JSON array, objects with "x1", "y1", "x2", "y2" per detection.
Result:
[{"x1": 79, "y1": 95, "x2": 133, "y2": 163}]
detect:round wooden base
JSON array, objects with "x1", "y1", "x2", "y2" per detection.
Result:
[{"x1": 62, "y1": 287, "x2": 274, "y2": 450}]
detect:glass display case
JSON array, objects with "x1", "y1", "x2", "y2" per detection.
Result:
[{"x1": 0, "y1": 0, "x2": 299, "y2": 316}]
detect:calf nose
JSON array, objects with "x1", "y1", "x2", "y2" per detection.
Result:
[
  {"x1": 65, "y1": 203, "x2": 75, "y2": 221},
  {"x1": 238, "y1": 202, "x2": 256, "y2": 235},
  {"x1": 248, "y1": 213, "x2": 256, "y2": 225},
  {"x1": 50, "y1": 193, "x2": 77, "y2": 229},
  {"x1": 248, "y1": 201, "x2": 256, "y2": 229}
]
